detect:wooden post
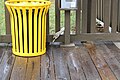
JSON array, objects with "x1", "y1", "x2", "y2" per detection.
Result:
[
  {"x1": 111, "y1": 0, "x2": 118, "y2": 33},
  {"x1": 5, "y1": 0, "x2": 11, "y2": 34},
  {"x1": 55, "y1": 0, "x2": 60, "y2": 32},
  {"x1": 82, "y1": 0, "x2": 88, "y2": 33},
  {"x1": 65, "y1": 10, "x2": 70, "y2": 44},
  {"x1": 90, "y1": 0, "x2": 96, "y2": 33},
  {"x1": 103, "y1": 0, "x2": 110, "y2": 33},
  {"x1": 76, "y1": 0, "x2": 81, "y2": 35}
]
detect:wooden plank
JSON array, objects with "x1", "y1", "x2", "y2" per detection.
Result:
[
  {"x1": 55, "y1": 0, "x2": 60, "y2": 32},
  {"x1": 2, "y1": 33, "x2": 120, "y2": 43},
  {"x1": 65, "y1": 10, "x2": 70, "y2": 44},
  {"x1": 104, "y1": 41, "x2": 120, "y2": 64},
  {"x1": 117, "y1": 0, "x2": 120, "y2": 32},
  {"x1": 96, "y1": 42, "x2": 120, "y2": 80},
  {"x1": 63, "y1": 47, "x2": 86, "y2": 80},
  {"x1": 83, "y1": 41, "x2": 117, "y2": 80},
  {"x1": 24, "y1": 56, "x2": 40, "y2": 80},
  {"x1": 103, "y1": 0, "x2": 110, "y2": 33},
  {"x1": 0, "y1": 34, "x2": 11, "y2": 43},
  {"x1": 90, "y1": 0, "x2": 97, "y2": 33},
  {"x1": 0, "y1": 47, "x2": 5, "y2": 62},
  {"x1": 41, "y1": 47, "x2": 55, "y2": 80},
  {"x1": 0, "y1": 47, "x2": 16, "y2": 80},
  {"x1": 96, "y1": 0, "x2": 98, "y2": 18},
  {"x1": 5, "y1": 0, "x2": 11, "y2": 34},
  {"x1": 10, "y1": 57, "x2": 28, "y2": 80},
  {"x1": 98, "y1": 0, "x2": 103, "y2": 20},
  {"x1": 53, "y1": 47, "x2": 70, "y2": 80},
  {"x1": 111, "y1": 0, "x2": 118, "y2": 33},
  {"x1": 76, "y1": 0, "x2": 81, "y2": 35},
  {"x1": 77, "y1": 45, "x2": 101, "y2": 80},
  {"x1": 47, "y1": 33, "x2": 120, "y2": 42},
  {"x1": 87, "y1": 0, "x2": 91, "y2": 33},
  {"x1": 82, "y1": 0, "x2": 88, "y2": 33}
]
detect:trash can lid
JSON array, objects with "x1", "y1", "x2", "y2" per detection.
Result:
[{"x1": 5, "y1": 0, "x2": 51, "y2": 7}]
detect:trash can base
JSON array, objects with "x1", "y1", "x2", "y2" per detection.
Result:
[{"x1": 12, "y1": 49, "x2": 46, "y2": 57}]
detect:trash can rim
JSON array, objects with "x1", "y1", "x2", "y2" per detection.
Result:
[{"x1": 5, "y1": 0, "x2": 51, "y2": 7}]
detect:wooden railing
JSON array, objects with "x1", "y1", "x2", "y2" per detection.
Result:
[{"x1": 1, "y1": 0, "x2": 120, "y2": 44}]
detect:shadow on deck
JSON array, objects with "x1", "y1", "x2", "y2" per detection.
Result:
[{"x1": 0, "y1": 41, "x2": 120, "y2": 80}]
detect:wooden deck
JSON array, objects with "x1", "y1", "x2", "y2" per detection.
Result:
[{"x1": 0, "y1": 41, "x2": 120, "y2": 80}]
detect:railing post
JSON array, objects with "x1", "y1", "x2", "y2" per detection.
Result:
[
  {"x1": 55, "y1": 0, "x2": 60, "y2": 32},
  {"x1": 65, "y1": 10, "x2": 70, "y2": 44},
  {"x1": 5, "y1": 0, "x2": 11, "y2": 34}
]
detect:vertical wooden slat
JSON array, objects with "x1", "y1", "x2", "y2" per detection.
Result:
[
  {"x1": 96, "y1": 0, "x2": 98, "y2": 18},
  {"x1": 82, "y1": 0, "x2": 88, "y2": 33},
  {"x1": 111, "y1": 0, "x2": 118, "y2": 33},
  {"x1": 65, "y1": 10, "x2": 70, "y2": 44},
  {"x1": 109, "y1": 0, "x2": 112, "y2": 25},
  {"x1": 103, "y1": 0, "x2": 110, "y2": 33},
  {"x1": 87, "y1": 0, "x2": 91, "y2": 33},
  {"x1": 98, "y1": 0, "x2": 100, "y2": 19},
  {"x1": 55, "y1": 0, "x2": 60, "y2": 32},
  {"x1": 76, "y1": 0, "x2": 81, "y2": 35},
  {"x1": 5, "y1": 0, "x2": 11, "y2": 34},
  {"x1": 118, "y1": 0, "x2": 120, "y2": 32},
  {"x1": 98, "y1": 0, "x2": 102, "y2": 20},
  {"x1": 90, "y1": 0, "x2": 96, "y2": 33}
]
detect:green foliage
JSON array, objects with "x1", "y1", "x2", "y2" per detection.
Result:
[{"x1": 0, "y1": 0, "x2": 6, "y2": 35}]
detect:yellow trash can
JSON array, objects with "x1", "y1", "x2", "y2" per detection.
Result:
[{"x1": 5, "y1": 0, "x2": 51, "y2": 57}]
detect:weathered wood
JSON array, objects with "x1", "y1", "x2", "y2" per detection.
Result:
[
  {"x1": 63, "y1": 47, "x2": 86, "y2": 80},
  {"x1": 90, "y1": 0, "x2": 97, "y2": 33},
  {"x1": 55, "y1": 0, "x2": 60, "y2": 32},
  {"x1": 24, "y1": 56, "x2": 40, "y2": 80},
  {"x1": 76, "y1": 0, "x2": 81, "y2": 35},
  {"x1": 96, "y1": 0, "x2": 98, "y2": 18},
  {"x1": 83, "y1": 41, "x2": 117, "y2": 80},
  {"x1": 96, "y1": 42, "x2": 120, "y2": 80},
  {"x1": 98, "y1": 0, "x2": 103, "y2": 20},
  {"x1": 53, "y1": 47, "x2": 70, "y2": 80},
  {"x1": 65, "y1": 10, "x2": 70, "y2": 44},
  {"x1": 0, "y1": 34, "x2": 11, "y2": 43},
  {"x1": 10, "y1": 57, "x2": 28, "y2": 80},
  {"x1": 0, "y1": 47, "x2": 15, "y2": 80},
  {"x1": 82, "y1": 0, "x2": 88, "y2": 33},
  {"x1": 104, "y1": 42, "x2": 120, "y2": 64},
  {"x1": 47, "y1": 47, "x2": 56, "y2": 80},
  {"x1": 5, "y1": 0, "x2": 11, "y2": 34},
  {"x1": 41, "y1": 47, "x2": 55, "y2": 80},
  {"x1": 0, "y1": 47, "x2": 5, "y2": 61},
  {"x1": 111, "y1": 0, "x2": 118, "y2": 33},
  {"x1": 47, "y1": 33, "x2": 120, "y2": 42},
  {"x1": 118, "y1": 0, "x2": 120, "y2": 32},
  {"x1": 103, "y1": 0, "x2": 110, "y2": 33},
  {"x1": 0, "y1": 42, "x2": 120, "y2": 80},
  {"x1": 2, "y1": 33, "x2": 120, "y2": 43},
  {"x1": 77, "y1": 45, "x2": 101, "y2": 80}
]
